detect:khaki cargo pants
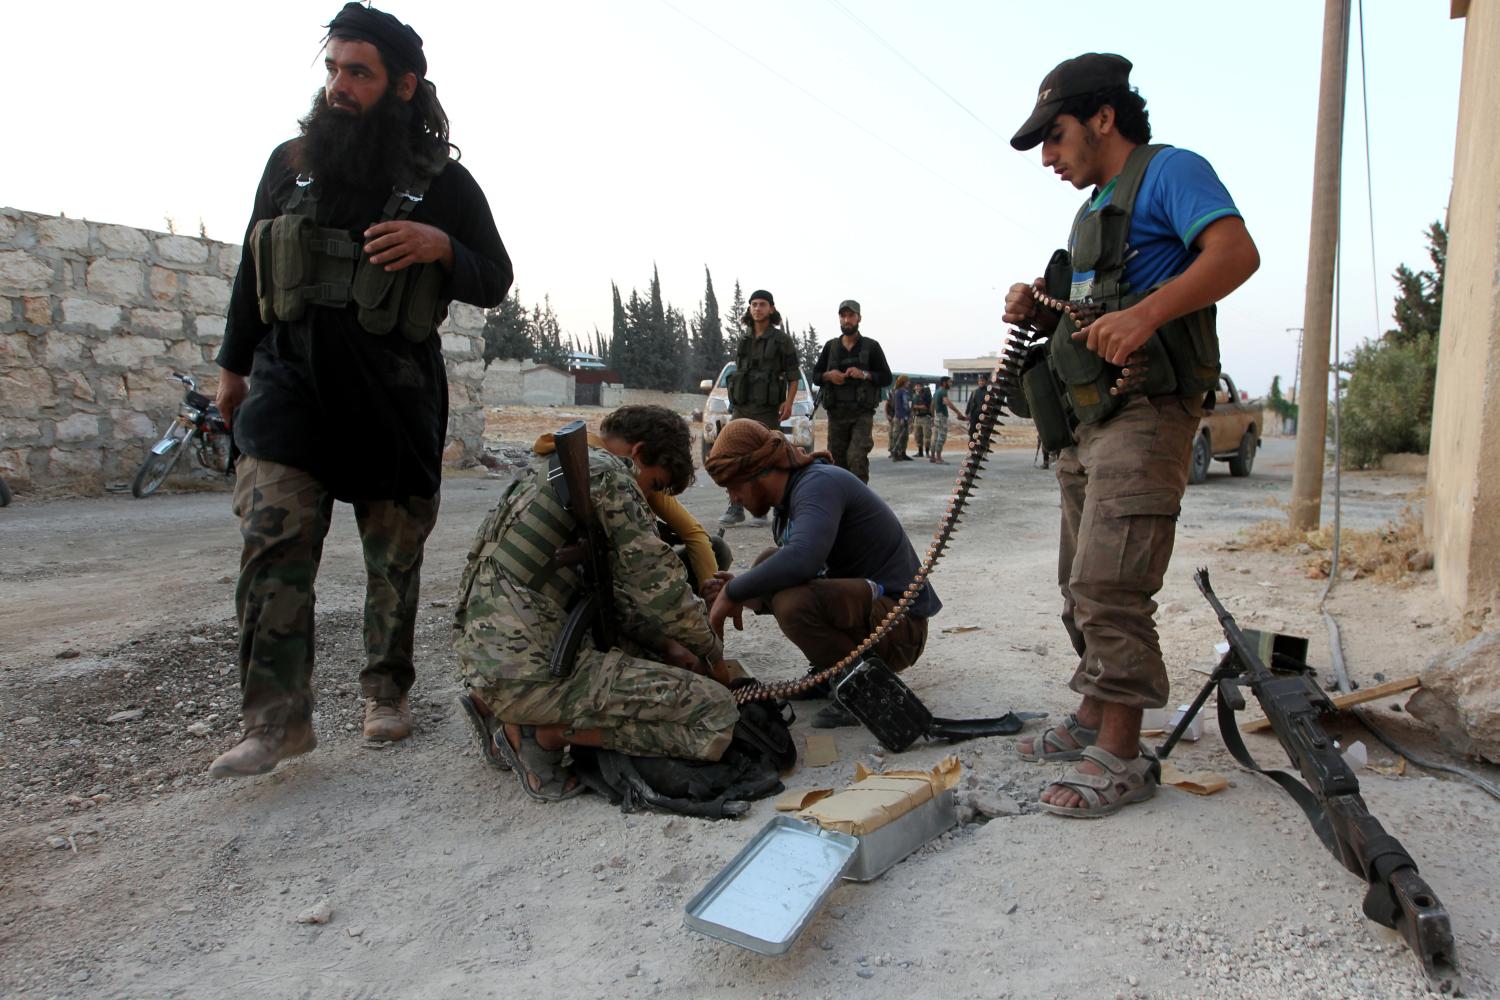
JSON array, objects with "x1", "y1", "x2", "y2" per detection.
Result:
[
  {"x1": 232, "y1": 456, "x2": 439, "y2": 730},
  {"x1": 1055, "y1": 394, "x2": 1202, "y2": 709}
]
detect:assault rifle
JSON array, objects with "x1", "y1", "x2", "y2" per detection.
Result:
[
  {"x1": 547, "y1": 420, "x2": 617, "y2": 678},
  {"x1": 1162, "y1": 569, "x2": 1456, "y2": 986}
]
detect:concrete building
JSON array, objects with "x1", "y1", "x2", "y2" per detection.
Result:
[
  {"x1": 943, "y1": 355, "x2": 1002, "y2": 407},
  {"x1": 520, "y1": 364, "x2": 574, "y2": 407},
  {"x1": 1428, "y1": 0, "x2": 1500, "y2": 620}
]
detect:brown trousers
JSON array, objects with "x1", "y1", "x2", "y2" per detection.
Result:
[
  {"x1": 768, "y1": 578, "x2": 928, "y2": 673},
  {"x1": 1055, "y1": 394, "x2": 1201, "y2": 709}
]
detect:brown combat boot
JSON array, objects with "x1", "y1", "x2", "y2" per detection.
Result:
[
  {"x1": 363, "y1": 694, "x2": 412, "y2": 742},
  {"x1": 207, "y1": 722, "x2": 317, "y2": 779}
]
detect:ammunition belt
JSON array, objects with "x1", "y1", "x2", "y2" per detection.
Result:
[{"x1": 733, "y1": 321, "x2": 1042, "y2": 704}]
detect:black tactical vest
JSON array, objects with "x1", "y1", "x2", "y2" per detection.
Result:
[
  {"x1": 730, "y1": 328, "x2": 795, "y2": 407},
  {"x1": 820, "y1": 336, "x2": 878, "y2": 412}
]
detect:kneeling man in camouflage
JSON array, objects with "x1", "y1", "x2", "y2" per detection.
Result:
[{"x1": 453, "y1": 406, "x2": 740, "y2": 801}]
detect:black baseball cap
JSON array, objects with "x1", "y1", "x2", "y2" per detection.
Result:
[
  {"x1": 1010, "y1": 53, "x2": 1133, "y2": 151},
  {"x1": 837, "y1": 299, "x2": 861, "y2": 315}
]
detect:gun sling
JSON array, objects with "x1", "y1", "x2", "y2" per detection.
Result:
[{"x1": 1176, "y1": 569, "x2": 1457, "y2": 986}]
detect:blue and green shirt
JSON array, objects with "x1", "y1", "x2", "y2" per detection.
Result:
[{"x1": 1070, "y1": 147, "x2": 1240, "y2": 300}]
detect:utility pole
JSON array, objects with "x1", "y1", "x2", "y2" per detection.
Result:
[
  {"x1": 1289, "y1": 0, "x2": 1352, "y2": 531},
  {"x1": 1285, "y1": 327, "x2": 1304, "y2": 405}
]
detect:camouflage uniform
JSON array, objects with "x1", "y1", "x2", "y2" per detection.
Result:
[
  {"x1": 454, "y1": 447, "x2": 738, "y2": 760},
  {"x1": 825, "y1": 412, "x2": 876, "y2": 483},
  {"x1": 233, "y1": 456, "x2": 439, "y2": 730}
]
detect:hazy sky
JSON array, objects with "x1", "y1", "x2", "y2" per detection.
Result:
[{"x1": 3, "y1": 1, "x2": 1466, "y2": 396}]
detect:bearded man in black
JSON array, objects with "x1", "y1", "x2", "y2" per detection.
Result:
[{"x1": 209, "y1": 3, "x2": 512, "y2": 778}]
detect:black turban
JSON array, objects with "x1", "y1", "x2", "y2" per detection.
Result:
[{"x1": 325, "y1": 3, "x2": 426, "y2": 79}]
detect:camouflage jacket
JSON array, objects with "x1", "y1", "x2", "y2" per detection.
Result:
[{"x1": 455, "y1": 446, "x2": 721, "y2": 682}]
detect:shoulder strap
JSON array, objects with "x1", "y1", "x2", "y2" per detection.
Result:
[
  {"x1": 1108, "y1": 143, "x2": 1170, "y2": 219},
  {"x1": 381, "y1": 167, "x2": 437, "y2": 222},
  {"x1": 283, "y1": 175, "x2": 317, "y2": 215}
]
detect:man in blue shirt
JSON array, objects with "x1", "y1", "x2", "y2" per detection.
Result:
[{"x1": 1002, "y1": 54, "x2": 1259, "y2": 818}]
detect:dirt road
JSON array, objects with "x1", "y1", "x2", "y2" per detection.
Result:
[{"x1": 2, "y1": 432, "x2": 1495, "y2": 999}]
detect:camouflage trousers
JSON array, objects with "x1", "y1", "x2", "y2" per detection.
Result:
[
  {"x1": 930, "y1": 412, "x2": 949, "y2": 457},
  {"x1": 232, "y1": 456, "x2": 439, "y2": 729},
  {"x1": 461, "y1": 631, "x2": 739, "y2": 762},
  {"x1": 911, "y1": 414, "x2": 932, "y2": 453},
  {"x1": 1055, "y1": 395, "x2": 1202, "y2": 710},
  {"x1": 888, "y1": 417, "x2": 910, "y2": 457},
  {"x1": 825, "y1": 409, "x2": 875, "y2": 483}
]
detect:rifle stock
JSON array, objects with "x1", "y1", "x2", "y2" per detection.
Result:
[
  {"x1": 547, "y1": 421, "x2": 617, "y2": 678},
  {"x1": 1191, "y1": 568, "x2": 1457, "y2": 988}
]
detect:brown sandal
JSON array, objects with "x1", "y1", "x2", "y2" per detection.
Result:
[{"x1": 1040, "y1": 746, "x2": 1160, "y2": 819}]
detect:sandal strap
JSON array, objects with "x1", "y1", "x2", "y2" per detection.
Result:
[
  {"x1": 514, "y1": 726, "x2": 569, "y2": 779},
  {"x1": 1037, "y1": 713, "x2": 1098, "y2": 754},
  {"x1": 1048, "y1": 746, "x2": 1158, "y2": 807}
]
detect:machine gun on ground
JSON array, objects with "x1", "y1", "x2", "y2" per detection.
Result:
[{"x1": 1157, "y1": 569, "x2": 1456, "y2": 987}]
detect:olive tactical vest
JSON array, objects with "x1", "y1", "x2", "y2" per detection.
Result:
[
  {"x1": 730, "y1": 329, "x2": 796, "y2": 408},
  {"x1": 249, "y1": 163, "x2": 448, "y2": 343},
  {"x1": 457, "y1": 458, "x2": 587, "y2": 617},
  {"x1": 821, "y1": 337, "x2": 879, "y2": 412},
  {"x1": 1048, "y1": 143, "x2": 1222, "y2": 425}
]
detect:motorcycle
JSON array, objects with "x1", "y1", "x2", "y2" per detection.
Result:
[{"x1": 131, "y1": 372, "x2": 235, "y2": 498}]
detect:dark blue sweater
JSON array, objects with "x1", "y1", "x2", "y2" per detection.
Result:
[{"x1": 725, "y1": 461, "x2": 941, "y2": 619}]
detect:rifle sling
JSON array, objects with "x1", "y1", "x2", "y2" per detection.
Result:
[{"x1": 1216, "y1": 686, "x2": 1340, "y2": 856}]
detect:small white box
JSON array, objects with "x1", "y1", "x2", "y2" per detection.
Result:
[{"x1": 1144, "y1": 704, "x2": 1203, "y2": 741}]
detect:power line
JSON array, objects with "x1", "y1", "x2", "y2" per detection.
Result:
[
  {"x1": 824, "y1": 0, "x2": 1003, "y2": 144},
  {"x1": 654, "y1": 0, "x2": 1043, "y2": 241},
  {"x1": 822, "y1": 0, "x2": 1052, "y2": 180}
]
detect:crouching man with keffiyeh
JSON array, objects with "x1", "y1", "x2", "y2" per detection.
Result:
[{"x1": 701, "y1": 419, "x2": 941, "y2": 730}]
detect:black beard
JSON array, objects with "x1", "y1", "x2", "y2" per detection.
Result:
[{"x1": 291, "y1": 89, "x2": 416, "y2": 193}]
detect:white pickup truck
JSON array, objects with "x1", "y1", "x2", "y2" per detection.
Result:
[{"x1": 699, "y1": 362, "x2": 817, "y2": 463}]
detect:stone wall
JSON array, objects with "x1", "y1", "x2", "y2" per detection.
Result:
[
  {"x1": 1427, "y1": 0, "x2": 1500, "y2": 620},
  {"x1": 0, "y1": 208, "x2": 487, "y2": 491},
  {"x1": 598, "y1": 386, "x2": 708, "y2": 413}
]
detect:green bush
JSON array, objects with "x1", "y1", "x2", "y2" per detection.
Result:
[{"x1": 1334, "y1": 335, "x2": 1436, "y2": 468}]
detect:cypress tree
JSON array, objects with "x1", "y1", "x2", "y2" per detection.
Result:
[
  {"x1": 623, "y1": 289, "x2": 649, "y2": 387},
  {"x1": 799, "y1": 324, "x2": 821, "y2": 376},
  {"x1": 609, "y1": 282, "x2": 627, "y2": 372},
  {"x1": 726, "y1": 280, "x2": 747, "y2": 361},
  {"x1": 697, "y1": 266, "x2": 725, "y2": 382}
]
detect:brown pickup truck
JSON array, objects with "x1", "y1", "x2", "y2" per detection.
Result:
[{"x1": 1188, "y1": 373, "x2": 1260, "y2": 484}]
